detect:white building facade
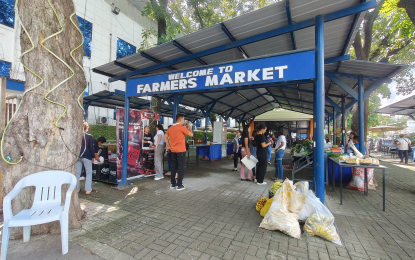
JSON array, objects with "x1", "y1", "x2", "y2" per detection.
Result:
[{"x1": 1, "y1": 0, "x2": 156, "y2": 126}]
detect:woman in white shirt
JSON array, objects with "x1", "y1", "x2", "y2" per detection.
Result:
[
  {"x1": 273, "y1": 127, "x2": 286, "y2": 182},
  {"x1": 154, "y1": 124, "x2": 165, "y2": 180}
]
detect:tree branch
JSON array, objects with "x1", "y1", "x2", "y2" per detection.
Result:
[
  {"x1": 398, "y1": 0, "x2": 415, "y2": 25},
  {"x1": 190, "y1": 0, "x2": 205, "y2": 29},
  {"x1": 362, "y1": 0, "x2": 386, "y2": 59},
  {"x1": 379, "y1": 38, "x2": 414, "y2": 62},
  {"x1": 352, "y1": 31, "x2": 367, "y2": 60},
  {"x1": 369, "y1": 33, "x2": 391, "y2": 61}
]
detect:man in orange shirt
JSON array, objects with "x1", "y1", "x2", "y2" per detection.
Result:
[{"x1": 165, "y1": 113, "x2": 193, "y2": 190}]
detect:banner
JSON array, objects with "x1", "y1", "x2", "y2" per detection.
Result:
[
  {"x1": 116, "y1": 108, "x2": 157, "y2": 180},
  {"x1": 126, "y1": 50, "x2": 315, "y2": 97}
]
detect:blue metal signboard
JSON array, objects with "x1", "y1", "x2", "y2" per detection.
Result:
[{"x1": 126, "y1": 50, "x2": 315, "y2": 97}]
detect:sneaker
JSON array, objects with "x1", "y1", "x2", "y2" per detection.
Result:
[
  {"x1": 254, "y1": 179, "x2": 257, "y2": 183},
  {"x1": 155, "y1": 177, "x2": 164, "y2": 180},
  {"x1": 257, "y1": 182, "x2": 267, "y2": 185},
  {"x1": 79, "y1": 176, "x2": 86, "y2": 181},
  {"x1": 176, "y1": 185, "x2": 185, "y2": 191},
  {"x1": 170, "y1": 184, "x2": 176, "y2": 189},
  {"x1": 267, "y1": 161, "x2": 271, "y2": 165}
]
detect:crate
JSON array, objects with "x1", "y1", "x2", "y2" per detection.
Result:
[{"x1": 108, "y1": 162, "x2": 117, "y2": 183}]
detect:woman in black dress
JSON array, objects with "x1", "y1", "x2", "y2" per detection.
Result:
[{"x1": 255, "y1": 125, "x2": 272, "y2": 185}]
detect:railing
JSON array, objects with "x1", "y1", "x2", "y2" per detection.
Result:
[{"x1": 5, "y1": 94, "x2": 21, "y2": 126}]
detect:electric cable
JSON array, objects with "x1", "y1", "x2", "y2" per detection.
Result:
[
  {"x1": 1, "y1": 0, "x2": 45, "y2": 165},
  {"x1": 1, "y1": 0, "x2": 87, "y2": 167}
]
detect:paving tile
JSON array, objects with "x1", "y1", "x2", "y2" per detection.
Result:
[{"x1": 71, "y1": 156, "x2": 415, "y2": 260}]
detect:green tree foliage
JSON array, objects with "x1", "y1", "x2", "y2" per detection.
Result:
[
  {"x1": 350, "y1": 0, "x2": 414, "y2": 137},
  {"x1": 140, "y1": 0, "x2": 278, "y2": 47}
]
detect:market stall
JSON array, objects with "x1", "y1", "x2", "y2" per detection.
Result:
[{"x1": 91, "y1": 0, "x2": 405, "y2": 204}]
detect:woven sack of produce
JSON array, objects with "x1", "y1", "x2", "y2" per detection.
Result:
[
  {"x1": 303, "y1": 193, "x2": 342, "y2": 245},
  {"x1": 346, "y1": 167, "x2": 375, "y2": 191},
  {"x1": 259, "y1": 179, "x2": 307, "y2": 239},
  {"x1": 260, "y1": 197, "x2": 273, "y2": 217}
]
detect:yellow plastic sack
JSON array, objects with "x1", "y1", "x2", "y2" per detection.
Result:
[
  {"x1": 260, "y1": 197, "x2": 273, "y2": 217},
  {"x1": 259, "y1": 179, "x2": 307, "y2": 239}
]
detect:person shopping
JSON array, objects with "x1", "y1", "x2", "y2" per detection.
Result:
[
  {"x1": 266, "y1": 133, "x2": 273, "y2": 165},
  {"x1": 396, "y1": 134, "x2": 412, "y2": 164},
  {"x1": 165, "y1": 114, "x2": 193, "y2": 190},
  {"x1": 165, "y1": 125, "x2": 173, "y2": 176},
  {"x1": 76, "y1": 122, "x2": 97, "y2": 194},
  {"x1": 255, "y1": 125, "x2": 272, "y2": 185},
  {"x1": 273, "y1": 127, "x2": 286, "y2": 182},
  {"x1": 251, "y1": 131, "x2": 257, "y2": 180},
  {"x1": 154, "y1": 124, "x2": 165, "y2": 180},
  {"x1": 240, "y1": 125, "x2": 253, "y2": 181},
  {"x1": 232, "y1": 130, "x2": 242, "y2": 171}
]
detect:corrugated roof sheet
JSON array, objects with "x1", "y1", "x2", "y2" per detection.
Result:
[
  {"x1": 89, "y1": 0, "x2": 406, "y2": 121},
  {"x1": 375, "y1": 94, "x2": 415, "y2": 116},
  {"x1": 83, "y1": 91, "x2": 204, "y2": 121},
  {"x1": 93, "y1": 0, "x2": 365, "y2": 77}
]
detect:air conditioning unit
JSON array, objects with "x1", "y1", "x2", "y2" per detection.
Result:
[{"x1": 96, "y1": 117, "x2": 109, "y2": 125}]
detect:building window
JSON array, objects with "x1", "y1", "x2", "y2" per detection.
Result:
[
  {"x1": 77, "y1": 16, "x2": 92, "y2": 58},
  {"x1": 0, "y1": 60, "x2": 11, "y2": 78},
  {"x1": 0, "y1": 0, "x2": 15, "y2": 28},
  {"x1": 117, "y1": 38, "x2": 136, "y2": 59}
]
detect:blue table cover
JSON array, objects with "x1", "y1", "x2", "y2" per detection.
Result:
[
  {"x1": 227, "y1": 142, "x2": 233, "y2": 155},
  {"x1": 197, "y1": 144, "x2": 222, "y2": 160},
  {"x1": 327, "y1": 153, "x2": 352, "y2": 183}
]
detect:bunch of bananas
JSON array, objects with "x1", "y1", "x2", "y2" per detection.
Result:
[
  {"x1": 256, "y1": 196, "x2": 268, "y2": 211},
  {"x1": 304, "y1": 214, "x2": 340, "y2": 242},
  {"x1": 270, "y1": 182, "x2": 282, "y2": 195}
]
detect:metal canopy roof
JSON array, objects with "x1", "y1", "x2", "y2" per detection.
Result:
[
  {"x1": 94, "y1": 0, "x2": 366, "y2": 78},
  {"x1": 90, "y1": 0, "x2": 406, "y2": 121},
  {"x1": 375, "y1": 94, "x2": 415, "y2": 117},
  {"x1": 83, "y1": 91, "x2": 204, "y2": 121}
]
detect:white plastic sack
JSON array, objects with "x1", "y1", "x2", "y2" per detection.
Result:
[
  {"x1": 259, "y1": 179, "x2": 307, "y2": 239},
  {"x1": 294, "y1": 181, "x2": 309, "y2": 194},
  {"x1": 303, "y1": 191, "x2": 342, "y2": 245},
  {"x1": 347, "y1": 167, "x2": 375, "y2": 191},
  {"x1": 298, "y1": 190, "x2": 318, "y2": 221},
  {"x1": 93, "y1": 156, "x2": 105, "y2": 164}
]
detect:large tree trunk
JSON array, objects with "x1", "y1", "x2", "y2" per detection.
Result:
[
  {"x1": 350, "y1": 99, "x2": 369, "y2": 140},
  {"x1": 398, "y1": 0, "x2": 415, "y2": 25},
  {"x1": 0, "y1": 0, "x2": 86, "y2": 239}
]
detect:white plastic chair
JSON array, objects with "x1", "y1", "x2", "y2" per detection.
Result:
[{"x1": 1, "y1": 171, "x2": 76, "y2": 260}]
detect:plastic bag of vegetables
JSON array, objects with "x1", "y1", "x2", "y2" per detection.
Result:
[
  {"x1": 259, "y1": 179, "x2": 307, "y2": 239},
  {"x1": 303, "y1": 192, "x2": 343, "y2": 245}
]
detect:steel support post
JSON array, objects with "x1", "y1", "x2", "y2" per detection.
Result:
[
  {"x1": 205, "y1": 113, "x2": 208, "y2": 143},
  {"x1": 119, "y1": 88, "x2": 131, "y2": 187},
  {"x1": 173, "y1": 96, "x2": 179, "y2": 122},
  {"x1": 314, "y1": 15, "x2": 325, "y2": 203},
  {"x1": 341, "y1": 95, "x2": 346, "y2": 148},
  {"x1": 333, "y1": 110, "x2": 336, "y2": 145},
  {"x1": 358, "y1": 75, "x2": 365, "y2": 153}
]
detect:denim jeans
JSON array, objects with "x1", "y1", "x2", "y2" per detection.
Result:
[
  {"x1": 274, "y1": 149, "x2": 284, "y2": 179},
  {"x1": 76, "y1": 158, "x2": 92, "y2": 191},
  {"x1": 398, "y1": 150, "x2": 409, "y2": 163},
  {"x1": 267, "y1": 146, "x2": 272, "y2": 162}
]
